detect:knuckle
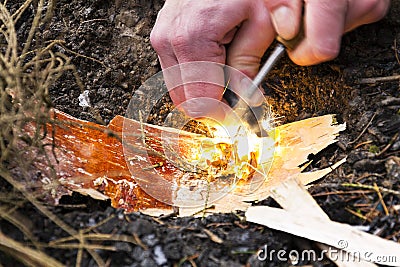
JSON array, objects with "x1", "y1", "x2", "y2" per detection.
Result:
[
  {"x1": 150, "y1": 28, "x2": 169, "y2": 52},
  {"x1": 170, "y1": 33, "x2": 192, "y2": 50},
  {"x1": 312, "y1": 39, "x2": 340, "y2": 62},
  {"x1": 170, "y1": 31, "x2": 207, "y2": 60},
  {"x1": 227, "y1": 54, "x2": 261, "y2": 77},
  {"x1": 265, "y1": 0, "x2": 300, "y2": 10},
  {"x1": 149, "y1": 8, "x2": 173, "y2": 52},
  {"x1": 373, "y1": 0, "x2": 391, "y2": 21},
  {"x1": 358, "y1": 0, "x2": 390, "y2": 22}
]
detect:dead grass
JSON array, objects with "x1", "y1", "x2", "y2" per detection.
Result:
[{"x1": 0, "y1": 1, "x2": 116, "y2": 266}]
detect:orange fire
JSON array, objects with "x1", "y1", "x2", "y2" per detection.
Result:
[{"x1": 178, "y1": 116, "x2": 277, "y2": 182}]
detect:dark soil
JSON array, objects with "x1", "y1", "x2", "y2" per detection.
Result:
[{"x1": 1, "y1": 1, "x2": 399, "y2": 266}]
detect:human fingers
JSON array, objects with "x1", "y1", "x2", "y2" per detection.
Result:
[
  {"x1": 152, "y1": 0, "x2": 263, "y2": 119},
  {"x1": 157, "y1": 56, "x2": 186, "y2": 108},
  {"x1": 225, "y1": 1, "x2": 276, "y2": 106},
  {"x1": 288, "y1": 0, "x2": 390, "y2": 66},
  {"x1": 344, "y1": 0, "x2": 390, "y2": 32},
  {"x1": 150, "y1": 2, "x2": 186, "y2": 107},
  {"x1": 177, "y1": 62, "x2": 227, "y2": 120},
  {"x1": 264, "y1": 0, "x2": 304, "y2": 40},
  {"x1": 172, "y1": 1, "x2": 264, "y2": 119},
  {"x1": 288, "y1": 0, "x2": 348, "y2": 66}
]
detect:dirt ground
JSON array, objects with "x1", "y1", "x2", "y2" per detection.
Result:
[{"x1": 1, "y1": 0, "x2": 399, "y2": 266}]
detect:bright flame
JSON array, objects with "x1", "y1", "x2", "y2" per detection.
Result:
[{"x1": 181, "y1": 115, "x2": 277, "y2": 181}]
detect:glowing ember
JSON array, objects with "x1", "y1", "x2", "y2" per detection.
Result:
[{"x1": 179, "y1": 115, "x2": 276, "y2": 182}]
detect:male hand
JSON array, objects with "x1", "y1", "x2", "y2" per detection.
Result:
[{"x1": 150, "y1": 0, "x2": 390, "y2": 119}]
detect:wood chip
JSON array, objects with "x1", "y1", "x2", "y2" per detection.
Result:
[
  {"x1": 246, "y1": 178, "x2": 400, "y2": 266},
  {"x1": 203, "y1": 229, "x2": 223, "y2": 244}
]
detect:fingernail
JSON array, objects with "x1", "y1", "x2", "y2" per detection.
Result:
[{"x1": 271, "y1": 6, "x2": 296, "y2": 40}]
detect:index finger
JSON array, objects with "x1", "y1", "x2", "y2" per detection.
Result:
[
  {"x1": 178, "y1": 61, "x2": 227, "y2": 120},
  {"x1": 288, "y1": 0, "x2": 348, "y2": 66}
]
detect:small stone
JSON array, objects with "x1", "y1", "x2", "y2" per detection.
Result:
[
  {"x1": 126, "y1": 218, "x2": 155, "y2": 236},
  {"x1": 353, "y1": 159, "x2": 385, "y2": 172},
  {"x1": 153, "y1": 245, "x2": 167, "y2": 265},
  {"x1": 78, "y1": 90, "x2": 91, "y2": 107},
  {"x1": 391, "y1": 141, "x2": 400, "y2": 151},
  {"x1": 142, "y1": 233, "x2": 158, "y2": 247},
  {"x1": 140, "y1": 257, "x2": 157, "y2": 267},
  {"x1": 385, "y1": 157, "x2": 400, "y2": 180},
  {"x1": 163, "y1": 242, "x2": 183, "y2": 260},
  {"x1": 131, "y1": 246, "x2": 145, "y2": 260}
]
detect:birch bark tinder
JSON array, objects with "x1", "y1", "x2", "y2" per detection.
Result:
[{"x1": 34, "y1": 109, "x2": 345, "y2": 216}]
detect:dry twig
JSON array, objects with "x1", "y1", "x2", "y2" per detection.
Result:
[
  {"x1": 0, "y1": 1, "x2": 110, "y2": 265},
  {"x1": 348, "y1": 112, "x2": 377, "y2": 146},
  {"x1": 0, "y1": 231, "x2": 64, "y2": 267},
  {"x1": 357, "y1": 75, "x2": 400, "y2": 84}
]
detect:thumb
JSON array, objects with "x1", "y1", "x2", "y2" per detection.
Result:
[
  {"x1": 265, "y1": 0, "x2": 303, "y2": 40},
  {"x1": 226, "y1": 2, "x2": 275, "y2": 106}
]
